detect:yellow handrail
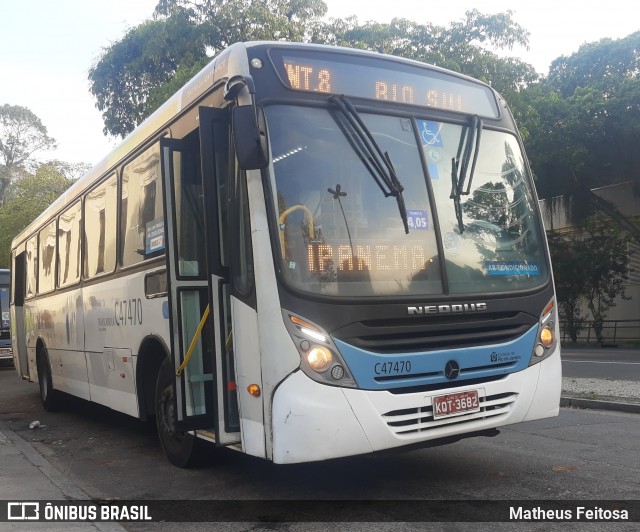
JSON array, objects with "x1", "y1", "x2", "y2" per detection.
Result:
[
  {"x1": 279, "y1": 204, "x2": 315, "y2": 257},
  {"x1": 176, "y1": 304, "x2": 210, "y2": 377}
]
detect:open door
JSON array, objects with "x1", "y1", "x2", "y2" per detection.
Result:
[
  {"x1": 11, "y1": 251, "x2": 29, "y2": 379},
  {"x1": 160, "y1": 107, "x2": 240, "y2": 446}
]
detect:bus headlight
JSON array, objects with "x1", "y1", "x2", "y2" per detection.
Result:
[
  {"x1": 307, "y1": 346, "x2": 333, "y2": 372},
  {"x1": 282, "y1": 310, "x2": 357, "y2": 388},
  {"x1": 540, "y1": 326, "x2": 554, "y2": 348},
  {"x1": 530, "y1": 298, "x2": 558, "y2": 365}
]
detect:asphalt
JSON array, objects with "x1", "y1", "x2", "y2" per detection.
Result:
[
  {"x1": 0, "y1": 419, "x2": 125, "y2": 530},
  {"x1": 0, "y1": 372, "x2": 637, "y2": 529}
]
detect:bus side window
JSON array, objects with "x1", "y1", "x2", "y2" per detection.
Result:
[
  {"x1": 57, "y1": 201, "x2": 82, "y2": 287},
  {"x1": 85, "y1": 174, "x2": 117, "y2": 278},
  {"x1": 38, "y1": 220, "x2": 57, "y2": 294},
  {"x1": 25, "y1": 236, "x2": 38, "y2": 298},
  {"x1": 121, "y1": 143, "x2": 164, "y2": 267}
]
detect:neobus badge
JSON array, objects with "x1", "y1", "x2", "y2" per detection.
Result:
[{"x1": 407, "y1": 303, "x2": 488, "y2": 315}]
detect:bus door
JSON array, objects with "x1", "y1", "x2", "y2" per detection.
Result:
[
  {"x1": 11, "y1": 253, "x2": 29, "y2": 378},
  {"x1": 160, "y1": 107, "x2": 240, "y2": 445}
]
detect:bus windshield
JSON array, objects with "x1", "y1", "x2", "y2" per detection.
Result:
[{"x1": 266, "y1": 104, "x2": 547, "y2": 297}]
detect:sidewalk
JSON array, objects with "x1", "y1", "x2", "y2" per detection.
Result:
[
  {"x1": 0, "y1": 421, "x2": 124, "y2": 531},
  {"x1": 560, "y1": 377, "x2": 640, "y2": 414}
]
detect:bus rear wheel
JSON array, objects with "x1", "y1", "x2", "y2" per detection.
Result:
[
  {"x1": 37, "y1": 346, "x2": 61, "y2": 411},
  {"x1": 155, "y1": 359, "x2": 198, "y2": 467}
]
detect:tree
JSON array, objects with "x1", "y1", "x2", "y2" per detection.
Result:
[
  {"x1": 546, "y1": 218, "x2": 630, "y2": 344},
  {"x1": 89, "y1": 0, "x2": 328, "y2": 137},
  {"x1": 547, "y1": 231, "x2": 587, "y2": 342},
  {"x1": 89, "y1": 12, "x2": 208, "y2": 138},
  {"x1": 322, "y1": 9, "x2": 536, "y2": 101},
  {"x1": 580, "y1": 217, "x2": 630, "y2": 344},
  {"x1": 520, "y1": 32, "x2": 640, "y2": 199},
  {"x1": 89, "y1": 2, "x2": 536, "y2": 137},
  {"x1": 0, "y1": 104, "x2": 56, "y2": 204},
  {"x1": 0, "y1": 163, "x2": 75, "y2": 268}
]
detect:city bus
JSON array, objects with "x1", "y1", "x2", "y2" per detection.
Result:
[
  {"x1": 1, "y1": 269, "x2": 11, "y2": 362},
  {"x1": 10, "y1": 41, "x2": 560, "y2": 467}
]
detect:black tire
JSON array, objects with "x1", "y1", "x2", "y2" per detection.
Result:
[
  {"x1": 155, "y1": 359, "x2": 198, "y2": 467},
  {"x1": 37, "y1": 346, "x2": 61, "y2": 411}
]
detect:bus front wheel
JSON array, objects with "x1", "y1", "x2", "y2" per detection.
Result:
[{"x1": 155, "y1": 359, "x2": 198, "y2": 467}]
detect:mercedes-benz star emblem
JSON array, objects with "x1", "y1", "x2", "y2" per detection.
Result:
[{"x1": 444, "y1": 360, "x2": 460, "y2": 380}]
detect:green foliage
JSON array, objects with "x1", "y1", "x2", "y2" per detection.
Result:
[
  {"x1": 89, "y1": 12, "x2": 208, "y2": 138},
  {"x1": 89, "y1": 2, "x2": 536, "y2": 137},
  {"x1": 519, "y1": 32, "x2": 640, "y2": 202},
  {"x1": 90, "y1": 0, "x2": 329, "y2": 137},
  {"x1": 547, "y1": 231, "x2": 587, "y2": 342},
  {"x1": 0, "y1": 104, "x2": 56, "y2": 204},
  {"x1": 548, "y1": 218, "x2": 630, "y2": 344},
  {"x1": 0, "y1": 163, "x2": 75, "y2": 268},
  {"x1": 580, "y1": 218, "x2": 630, "y2": 343}
]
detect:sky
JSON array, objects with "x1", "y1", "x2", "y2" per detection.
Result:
[{"x1": 1, "y1": 0, "x2": 638, "y2": 167}]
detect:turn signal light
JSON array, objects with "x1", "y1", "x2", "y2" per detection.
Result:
[{"x1": 247, "y1": 384, "x2": 261, "y2": 397}]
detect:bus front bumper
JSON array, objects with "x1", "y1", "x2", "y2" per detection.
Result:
[
  {"x1": 0, "y1": 346, "x2": 12, "y2": 360},
  {"x1": 271, "y1": 350, "x2": 561, "y2": 464}
]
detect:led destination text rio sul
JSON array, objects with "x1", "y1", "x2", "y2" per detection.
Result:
[{"x1": 284, "y1": 61, "x2": 463, "y2": 112}]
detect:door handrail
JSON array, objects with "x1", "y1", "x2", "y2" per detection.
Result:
[{"x1": 176, "y1": 304, "x2": 210, "y2": 376}]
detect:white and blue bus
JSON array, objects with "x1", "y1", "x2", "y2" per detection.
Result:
[
  {"x1": 10, "y1": 42, "x2": 560, "y2": 466},
  {"x1": 1, "y1": 269, "x2": 11, "y2": 361}
]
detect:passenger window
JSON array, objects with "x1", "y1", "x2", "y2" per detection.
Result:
[
  {"x1": 58, "y1": 201, "x2": 82, "y2": 287},
  {"x1": 25, "y1": 236, "x2": 38, "y2": 298},
  {"x1": 38, "y1": 220, "x2": 57, "y2": 294},
  {"x1": 121, "y1": 144, "x2": 164, "y2": 267},
  {"x1": 85, "y1": 174, "x2": 117, "y2": 278}
]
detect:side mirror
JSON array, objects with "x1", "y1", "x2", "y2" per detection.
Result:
[{"x1": 232, "y1": 105, "x2": 269, "y2": 170}]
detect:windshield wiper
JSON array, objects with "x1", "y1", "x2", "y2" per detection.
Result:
[
  {"x1": 329, "y1": 95, "x2": 410, "y2": 234},
  {"x1": 450, "y1": 115, "x2": 483, "y2": 233}
]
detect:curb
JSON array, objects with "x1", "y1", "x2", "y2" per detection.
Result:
[{"x1": 560, "y1": 396, "x2": 640, "y2": 414}]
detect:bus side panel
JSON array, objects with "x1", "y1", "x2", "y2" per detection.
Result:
[
  {"x1": 83, "y1": 269, "x2": 169, "y2": 418},
  {"x1": 23, "y1": 301, "x2": 39, "y2": 382},
  {"x1": 524, "y1": 343, "x2": 562, "y2": 421},
  {"x1": 41, "y1": 288, "x2": 89, "y2": 400},
  {"x1": 230, "y1": 297, "x2": 265, "y2": 458},
  {"x1": 84, "y1": 279, "x2": 124, "y2": 409},
  {"x1": 243, "y1": 167, "x2": 302, "y2": 460}
]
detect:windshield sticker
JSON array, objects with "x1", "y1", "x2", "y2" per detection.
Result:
[
  {"x1": 443, "y1": 231, "x2": 461, "y2": 255},
  {"x1": 145, "y1": 218, "x2": 165, "y2": 254},
  {"x1": 406, "y1": 210, "x2": 430, "y2": 231},
  {"x1": 485, "y1": 261, "x2": 540, "y2": 276},
  {"x1": 419, "y1": 120, "x2": 444, "y2": 147},
  {"x1": 427, "y1": 162, "x2": 440, "y2": 180}
]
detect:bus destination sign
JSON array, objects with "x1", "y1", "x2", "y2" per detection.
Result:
[{"x1": 278, "y1": 52, "x2": 499, "y2": 118}]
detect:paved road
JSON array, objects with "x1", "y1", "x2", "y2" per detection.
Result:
[
  {"x1": 561, "y1": 347, "x2": 640, "y2": 381},
  {"x1": 1, "y1": 364, "x2": 639, "y2": 530}
]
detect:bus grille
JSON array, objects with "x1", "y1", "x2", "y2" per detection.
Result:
[
  {"x1": 332, "y1": 312, "x2": 536, "y2": 354},
  {"x1": 382, "y1": 392, "x2": 517, "y2": 435}
]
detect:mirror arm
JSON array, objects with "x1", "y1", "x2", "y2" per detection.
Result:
[{"x1": 224, "y1": 75, "x2": 256, "y2": 102}]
